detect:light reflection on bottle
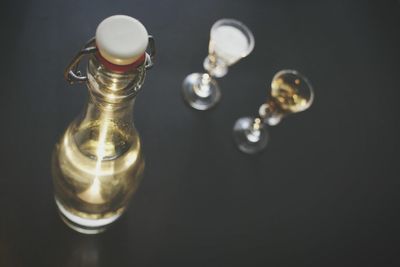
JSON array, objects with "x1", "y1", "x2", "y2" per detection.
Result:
[{"x1": 78, "y1": 111, "x2": 110, "y2": 205}]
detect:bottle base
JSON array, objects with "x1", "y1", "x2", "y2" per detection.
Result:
[{"x1": 55, "y1": 198, "x2": 122, "y2": 234}]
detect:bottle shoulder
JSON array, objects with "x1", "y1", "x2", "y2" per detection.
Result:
[{"x1": 72, "y1": 119, "x2": 140, "y2": 160}]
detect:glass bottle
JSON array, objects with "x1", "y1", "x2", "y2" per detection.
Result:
[{"x1": 52, "y1": 15, "x2": 155, "y2": 234}]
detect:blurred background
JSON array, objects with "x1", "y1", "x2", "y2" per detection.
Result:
[{"x1": 0, "y1": 0, "x2": 399, "y2": 266}]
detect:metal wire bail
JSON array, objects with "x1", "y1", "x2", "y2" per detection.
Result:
[
  {"x1": 65, "y1": 36, "x2": 156, "y2": 85},
  {"x1": 64, "y1": 38, "x2": 97, "y2": 84},
  {"x1": 145, "y1": 35, "x2": 156, "y2": 70}
]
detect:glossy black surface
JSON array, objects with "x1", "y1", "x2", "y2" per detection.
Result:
[{"x1": 1, "y1": 1, "x2": 400, "y2": 266}]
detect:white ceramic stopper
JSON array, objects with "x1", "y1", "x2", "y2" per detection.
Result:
[{"x1": 96, "y1": 15, "x2": 148, "y2": 65}]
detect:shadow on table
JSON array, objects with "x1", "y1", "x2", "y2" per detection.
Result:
[{"x1": 65, "y1": 238, "x2": 99, "y2": 267}]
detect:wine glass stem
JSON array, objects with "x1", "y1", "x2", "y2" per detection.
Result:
[
  {"x1": 243, "y1": 117, "x2": 264, "y2": 143},
  {"x1": 251, "y1": 117, "x2": 263, "y2": 131},
  {"x1": 259, "y1": 100, "x2": 282, "y2": 126},
  {"x1": 204, "y1": 54, "x2": 228, "y2": 78},
  {"x1": 194, "y1": 72, "x2": 214, "y2": 98}
]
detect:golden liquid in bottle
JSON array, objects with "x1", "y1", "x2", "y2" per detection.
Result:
[
  {"x1": 271, "y1": 78, "x2": 311, "y2": 113},
  {"x1": 52, "y1": 116, "x2": 144, "y2": 233}
]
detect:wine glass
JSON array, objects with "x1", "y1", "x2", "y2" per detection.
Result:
[
  {"x1": 233, "y1": 69, "x2": 314, "y2": 154},
  {"x1": 182, "y1": 18, "x2": 255, "y2": 110}
]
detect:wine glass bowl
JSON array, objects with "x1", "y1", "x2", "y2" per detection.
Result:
[
  {"x1": 271, "y1": 70, "x2": 314, "y2": 114},
  {"x1": 204, "y1": 19, "x2": 255, "y2": 77}
]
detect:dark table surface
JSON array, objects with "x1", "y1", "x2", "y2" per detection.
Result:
[{"x1": 1, "y1": 0, "x2": 400, "y2": 266}]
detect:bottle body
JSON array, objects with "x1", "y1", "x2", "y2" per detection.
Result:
[{"x1": 52, "y1": 55, "x2": 146, "y2": 234}]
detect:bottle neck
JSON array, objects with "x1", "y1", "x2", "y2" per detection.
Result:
[
  {"x1": 86, "y1": 54, "x2": 146, "y2": 108},
  {"x1": 76, "y1": 54, "x2": 146, "y2": 139},
  {"x1": 67, "y1": 55, "x2": 146, "y2": 161}
]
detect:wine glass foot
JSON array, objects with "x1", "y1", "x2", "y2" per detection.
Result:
[
  {"x1": 182, "y1": 73, "x2": 221, "y2": 110},
  {"x1": 233, "y1": 117, "x2": 269, "y2": 154}
]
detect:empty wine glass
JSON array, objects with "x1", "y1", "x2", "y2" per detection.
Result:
[
  {"x1": 233, "y1": 70, "x2": 314, "y2": 154},
  {"x1": 182, "y1": 18, "x2": 255, "y2": 110}
]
